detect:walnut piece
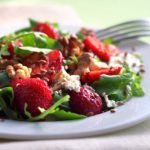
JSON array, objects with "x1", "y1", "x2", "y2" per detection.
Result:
[
  {"x1": 0, "y1": 59, "x2": 17, "y2": 70},
  {"x1": 6, "y1": 63, "x2": 32, "y2": 79},
  {"x1": 78, "y1": 27, "x2": 96, "y2": 37},
  {"x1": 59, "y1": 35, "x2": 84, "y2": 58},
  {"x1": 73, "y1": 52, "x2": 108, "y2": 75}
]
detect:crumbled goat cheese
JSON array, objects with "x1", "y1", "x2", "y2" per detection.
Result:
[
  {"x1": 102, "y1": 93, "x2": 117, "y2": 108},
  {"x1": 109, "y1": 52, "x2": 142, "y2": 72},
  {"x1": 60, "y1": 68, "x2": 81, "y2": 92}
]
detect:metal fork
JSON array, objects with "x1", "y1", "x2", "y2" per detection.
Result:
[{"x1": 96, "y1": 19, "x2": 150, "y2": 43}]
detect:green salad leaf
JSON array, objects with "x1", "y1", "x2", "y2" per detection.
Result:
[
  {"x1": 25, "y1": 95, "x2": 70, "y2": 121},
  {"x1": 53, "y1": 110, "x2": 86, "y2": 120},
  {"x1": 0, "y1": 71, "x2": 10, "y2": 88},
  {"x1": 92, "y1": 73, "x2": 132, "y2": 101},
  {"x1": 29, "y1": 18, "x2": 39, "y2": 27},
  {"x1": 13, "y1": 32, "x2": 59, "y2": 49},
  {"x1": 102, "y1": 38, "x2": 113, "y2": 44},
  {"x1": 15, "y1": 46, "x2": 52, "y2": 55},
  {"x1": 0, "y1": 87, "x2": 18, "y2": 119},
  {"x1": 14, "y1": 27, "x2": 32, "y2": 34},
  {"x1": 123, "y1": 62, "x2": 144, "y2": 97},
  {"x1": 92, "y1": 63, "x2": 144, "y2": 101},
  {"x1": 25, "y1": 95, "x2": 86, "y2": 121}
]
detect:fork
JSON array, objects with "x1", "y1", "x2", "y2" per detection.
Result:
[{"x1": 96, "y1": 19, "x2": 150, "y2": 43}]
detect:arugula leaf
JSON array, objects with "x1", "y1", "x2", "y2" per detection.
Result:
[
  {"x1": 102, "y1": 38, "x2": 113, "y2": 44},
  {"x1": 14, "y1": 27, "x2": 32, "y2": 34},
  {"x1": 76, "y1": 33, "x2": 85, "y2": 41},
  {"x1": 0, "y1": 71, "x2": 10, "y2": 88},
  {"x1": 29, "y1": 18, "x2": 40, "y2": 27},
  {"x1": 12, "y1": 32, "x2": 61, "y2": 49},
  {"x1": 0, "y1": 87, "x2": 18, "y2": 119},
  {"x1": 52, "y1": 92, "x2": 70, "y2": 111},
  {"x1": 92, "y1": 73, "x2": 132, "y2": 96},
  {"x1": 123, "y1": 62, "x2": 144, "y2": 97},
  {"x1": 92, "y1": 63, "x2": 144, "y2": 101},
  {"x1": 0, "y1": 45, "x2": 9, "y2": 58},
  {"x1": 131, "y1": 74, "x2": 144, "y2": 96},
  {"x1": 15, "y1": 46, "x2": 52, "y2": 55},
  {"x1": 63, "y1": 56, "x2": 78, "y2": 66},
  {"x1": 26, "y1": 95, "x2": 70, "y2": 121},
  {"x1": 53, "y1": 110, "x2": 86, "y2": 120}
]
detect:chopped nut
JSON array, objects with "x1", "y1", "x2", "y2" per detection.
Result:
[
  {"x1": 79, "y1": 27, "x2": 96, "y2": 37},
  {"x1": 110, "y1": 109, "x2": 116, "y2": 113},
  {"x1": 6, "y1": 63, "x2": 32, "y2": 79},
  {"x1": 117, "y1": 101, "x2": 125, "y2": 106},
  {"x1": 59, "y1": 35, "x2": 84, "y2": 58},
  {"x1": 0, "y1": 59, "x2": 17, "y2": 70},
  {"x1": 73, "y1": 52, "x2": 93, "y2": 75}
]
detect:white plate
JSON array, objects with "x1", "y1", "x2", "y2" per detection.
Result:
[{"x1": 0, "y1": 25, "x2": 150, "y2": 140}]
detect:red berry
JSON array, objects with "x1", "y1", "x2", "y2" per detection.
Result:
[
  {"x1": 32, "y1": 23, "x2": 60, "y2": 39},
  {"x1": 68, "y1": 86, "x2": 103, "y2": 116},
  {"x1": 10, "y1": 78, "x2": 52, "y2": 116},
  {"x1": 48, "y1": 50, "x2": 63, "y2": 72},
  {"x1": 84, "y1": 36, "x2": 110, "y2": 62}
]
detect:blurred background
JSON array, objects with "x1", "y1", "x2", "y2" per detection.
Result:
[{"x1": 0, "y1": 0, "x2": 150, "y2": 28}]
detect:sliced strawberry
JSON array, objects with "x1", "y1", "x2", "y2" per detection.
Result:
[
  {"x1": 32, "y1": 23, "x2": 60, "y2": 39},
  {"x1": 81, "y1": 67, "x2": 122, "y2": 84},
  {"x1": 43, "y1": 50, "x2": 63, "y2": 84},
  {"x1": 84, "y1": 36, "x2": 110, "y2": 62},
  {"x1": 48, "y1": 50, "x2": 63, "y2": 71},
  {"x1": 102, "y1": 43, "x2": 120, "y2": 56}
]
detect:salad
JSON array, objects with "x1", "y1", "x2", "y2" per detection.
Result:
[{"x1": 0, "y1": 19, "x2": 145, "y2": 121}]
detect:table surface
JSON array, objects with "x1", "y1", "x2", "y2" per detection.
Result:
[{"x1": 0, "y1": 0, "x2": 150, "y2": 27}]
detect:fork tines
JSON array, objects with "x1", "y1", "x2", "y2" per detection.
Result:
[{"x1": 96, "y1": 19, "x2": 150, "y2": 42}]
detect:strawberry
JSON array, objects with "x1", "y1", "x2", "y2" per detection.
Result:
[
  {"x1": 84, "y1": 36, "x2": 110, "y2": 62},
  {"x1": 81, "y1": 67, "x2": 122, "y2": 84},
  {"x1": 102, "y1": 43, "x2": 120, "y2": 56},
  {"x1": 32, "y1": 23, "x2": 60, "y2": 39},
  {"x1": 68, "y1": 86, "x2": 103, "y2": 116},
  {"x1": 10, "y1": 78, "x2": 52, "y2": 116}
]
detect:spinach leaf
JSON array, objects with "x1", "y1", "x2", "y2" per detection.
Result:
[
  {"x1": 0, "y1": 87, "x2": 18, "y2": 119},
  {"x1": 29, "y1": 18, "x2": 39, "y2": 27},
  {"x1": 15, "y1": 46, "x2": 52, "y2": 55},
  {"x1": 92, "y1": 63, "x2": 144, "y2": 101},
  {"x1": 54, "y1": 110, "x2": 86, "y2": 120},
  {"x1": 92, "y1": 74, "x2": 132, "y2": 95},
  {"x1": 14, "y1": 27, "x2": 32, "y2": 34},
  {"x1": 102, "y1": 38, "x2": 113, "y2": 44},
  {"x1": 25, "y1": 95, "x2": 70, "y2": 121},
  {"x1": 0, "y1": 71, "x2": 10, "y2": 88},
  {"x1": 13, "y1": 32, "x2": 61, "y2": 49},
  {"x1": 123, "y1": 62, "x2": 144, "y2": 97}
]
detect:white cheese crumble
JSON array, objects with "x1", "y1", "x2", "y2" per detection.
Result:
[
  {"x1": 59, "y1": 68, "x2": 81, "y2": 92},
  {"x1": 109, "y1": 52, "x2": 142, "y2": 72},
  {"x1": 102, "y1": 93, "x2": 117, "y2": 108}
]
